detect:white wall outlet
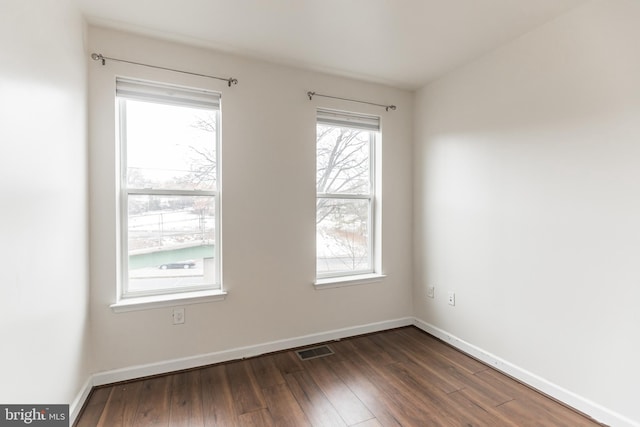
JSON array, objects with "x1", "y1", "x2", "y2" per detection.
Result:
[
  {"x1": 172, "y1": 308, "x2": 185, "y2": 325},
  {"x1": 448, "y1": 292, "x2": 455, "y2": 306},
  {"x1": 427, "y1": 286, "x2": 435, "y2": 298}
]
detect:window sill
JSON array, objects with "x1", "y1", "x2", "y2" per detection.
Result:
[
  {"x1": 314, "y1": 273, "x2": 386, "y2": 290},
  {"x1": 110, "y1": 289, "x2": 227, "y2": 313}
]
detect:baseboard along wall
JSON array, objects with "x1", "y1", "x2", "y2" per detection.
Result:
[
  {"x1": 412, "y1": 319, "x2": 639, "y2": 427},
  {"x1": 70, "y1": 317, "x2": 639, "y2": 427},
  {"x1": 69, "y1": 317, "x2": 413, "y2": 423}
]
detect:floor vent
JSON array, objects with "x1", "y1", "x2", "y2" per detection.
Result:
[{"x1": 295, "y1": 345, "x2": 334, "y2": 361}]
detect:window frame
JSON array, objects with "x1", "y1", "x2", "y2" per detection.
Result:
[
  {"x1": 315, "y1": 108, "x2": 380, "y2": 282},
  {"x1": 116, "y1": 77, "x2": 222, "y2": 300}
]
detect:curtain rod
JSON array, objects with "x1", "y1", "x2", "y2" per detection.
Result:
[
  {"x1": 307, "y1": 91, "x2": 396, "y2": 112},
  {"x1": 90, "y1": 53, "x2": 238, "y2": 87}
]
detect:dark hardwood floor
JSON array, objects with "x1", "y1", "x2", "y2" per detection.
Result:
[{"x1": 75, "y1": 327, "x2": 603, "y2": 426}]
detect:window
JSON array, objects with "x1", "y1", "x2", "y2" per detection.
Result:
[
  {"x1": 117, "y1": 78, "x2": 221, "y2": 298},
  {"x1": 316, "y1": 109, "x2": 379, "y2": 280}
]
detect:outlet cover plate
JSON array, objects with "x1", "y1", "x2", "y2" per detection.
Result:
[
  {"x1": 448, "y1": 292, "x2": 455, "y2": 306},
  {"x1": 173, "y1": 308, "x2": 185, "y2": 324}
]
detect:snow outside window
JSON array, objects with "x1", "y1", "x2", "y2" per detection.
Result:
[
  {"x1": 117, "y1": 78, "x2": 221, "y2": 298},
  {"x1": 316, "y1": 108, "x2": 380, "y2": 279}
]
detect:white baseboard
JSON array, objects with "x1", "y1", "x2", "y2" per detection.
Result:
[
  {"x1": 70, "y1": 377, "x2": 94, "y2": 425},
  {"x1": 91, "y1": 317, "x2": 412, "y2": 386},
  {"x1": 412, "y1": 318, "x2": 639, "y2": 427},
  {"x1": 70, "y1": 317, "x2": 412, "y2": 423},
  {"x1": 70, "y1": 316, "x2": 637, "y2": 427}
]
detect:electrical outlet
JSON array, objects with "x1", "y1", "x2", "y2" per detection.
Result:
[
  {"x1": 173, "y1": 308, "x2": 185, "y2": 325},
  {"x1": 448, "y1": 292, "x2": 455, "y2": 306},
  {"x1": 427, "y1": 286, "x2": 435, "y2": 298}
]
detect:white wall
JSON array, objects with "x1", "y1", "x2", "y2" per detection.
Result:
[
  {"x1": 5, "y1": 1, "x2": 639, "y2": 424},
  {"x1": 88, "y1": 27, "x2": 413, "y2": 373},
  {"x1": 0, "y1": 0, "x2": 90, "y2": 407},
  {"x1": 414, "y1": 0, "x2": 640, "y2": 424}
]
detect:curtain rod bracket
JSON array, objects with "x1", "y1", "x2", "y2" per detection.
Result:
[{"x1": 91, "y1": 53, "x2": 105, "y2": 65}]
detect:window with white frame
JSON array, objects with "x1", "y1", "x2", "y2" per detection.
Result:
[
  {"x1": 316, "y1": 109, "x2": 379, "y2": 279},
  {"x1": 117, "y1": 78, "x2": 221, "y2": 298}
]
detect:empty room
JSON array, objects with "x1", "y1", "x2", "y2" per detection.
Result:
[{"x1": 1, "y1": 0, "x2": 638, "y2": 426}]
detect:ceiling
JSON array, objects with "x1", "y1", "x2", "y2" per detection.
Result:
[{"x1": 76, "y1": 0, "x2": 585, "y2": 90}]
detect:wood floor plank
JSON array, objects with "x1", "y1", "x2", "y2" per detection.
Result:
[
  {"x1": 200, "y1": 365, "x2": 239, "y2": 426},
  {"x1": 168, "y1": 370, "x2": 205, "y2": 427},
  {"x1": 284, "y1": 370, "x2": 347, "y2": 426},
  {"x1": 380, "y1": 330, "x2": 514, "y2": 408},
  {"x1": 496, "y1": 398, "x2": 575, "y2": 427},
  {"x1": 326, "y1": 338, "x2": 359, "y2": 363},
  {"x1": 347, "y1": 335, "x2": 397, "y2": 366},
  {"x1": 394, "y1": 327, "x2": 488, "y2": 376},
  {"x1": 272, "y1": 350, "x2": 304, "y2": 375},
  {"x1": 328, "y1": 359, "x2": 406, "y2": 427},
  {"x1": 325, "y1": 339, "x2": 361, "y2": 367},
  {"x1": 453, "y1": 378, "x2": 515, "y2": 409},
  {"x1": 371, "y1": 331, "x2": 469, "y2": 394},
  {"x1": 351, "y1": 419, "x2": 383, "y2": 427},
  {"x1": 480, "y1": 370, "x2": 599, "y2": 426},
  {"x1": 225, "y1": 360, "x2": 265, "y2": 415},
  {"x1": 262, "y1": 382, "x2": 312, "y2": 427},
  {"x1": 75, "y1": 327, "x2": 603, "y2": 427},
  {"x1": 86, "y1": 386, "x2": 112, "y2": 407},
  {"x1": 356, "y1": 351, "x2": 481, "y2": 427},
  {"x1": 367, "y1": 333, "x2": 413, "y2": 364},
  {"x1": 339, "y1": 340, "x2": 472, "y2": 426},
  {"x1": 74, "y1": 387, "x2": 112, "y2": 427},
  {"x1": 131, "y1": 376, "x2": 172, "y2": 426},
  {"x1": 250, "y1": 354, "x2": 285, "y2": 389},
  {"x1": 237, "y1": 408, "x2": 275, "y2": 427},
  {"x1": 94, "y1": 381, "x2": 143, "y2": 427},
  {"x1": 446, "y1": 389, "x2": 520, "y2": 427},
  {"x1": 383, "y1": 361, "x2": 466, "y2": 423},
  {"x1": 397, "y1": 327, "x2": 489, "y2": 374},
  {"x1": 305, "y1": 357, "x2": 374, "y2": 425}
]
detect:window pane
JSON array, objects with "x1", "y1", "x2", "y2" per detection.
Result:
[
  {"x1": 124, "y1": 99, "x2": 217, "y2": 191},
  {"x1": 316, "y1": 198, "x2": 371, "y2": 276},
  {"x1": 127, "y1": 194, "x2": 217, "y2": 293},
  {"x1": 316, "y1": 125, "x2": 371, "y2": 195}
]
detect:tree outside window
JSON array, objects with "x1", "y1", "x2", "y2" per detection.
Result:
[
  {"x1": 117, "y1": 78, "x2": 221, "y2": 297},
  {"x1": 316, "y1": 109, "x2": 379, "y2": 278}
]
